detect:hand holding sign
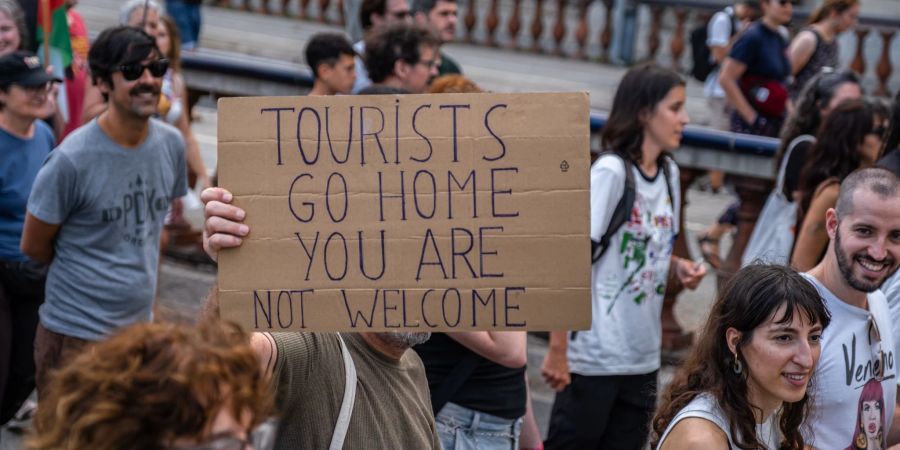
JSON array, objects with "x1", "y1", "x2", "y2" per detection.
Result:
[{"x1": 202, "y1": 187, "x2": 248, "y2": 262}]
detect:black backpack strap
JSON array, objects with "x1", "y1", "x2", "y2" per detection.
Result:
[
  {"x1": 591, "y1": 152, "x2": 635, "y2": 263},
  {"x1": 659, "y1": 154, "x2": 679, "y2": 239}
]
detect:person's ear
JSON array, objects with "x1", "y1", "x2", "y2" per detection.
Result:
[
  {"x1": 96, "y1": 76, "x2": 113, "y2": 96},
  {"x1": 317, "y1": 63, "x2": 333, "y2": 80},
  {"x1": 726, "y1": 327, "x2": 742, "y2": 355},
  {"x1": 826, "y1": 208, "x2": 839, "y2": 240},
  {"x1": 394, "y1": 59, "x2": 410, "y2": 79}
]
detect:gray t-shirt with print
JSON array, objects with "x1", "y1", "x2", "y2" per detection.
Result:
[{"x1": 27, "y1": 119, "x2": 187, "y2": 341}]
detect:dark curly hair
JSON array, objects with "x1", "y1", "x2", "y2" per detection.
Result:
[
  {"x1": 651, "y1": 264, "x2": 831, "y2": 450},
  {"x1": 363, "y1": 22, "x2": 439, "y2": 84},
  {"x1": 27, "y1": 321, "x2": 274, "y2": 450},
  {"x1": 601, "y1": 63, "x2": 685, "y2": 165}
]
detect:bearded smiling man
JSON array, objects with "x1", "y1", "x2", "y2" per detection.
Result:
[
  {"x1": 799, "y1": 168, "x2": 900, "y2": 449},
  {"x1": 200, "y1": 187, "x2": 441, "y2": 450}
]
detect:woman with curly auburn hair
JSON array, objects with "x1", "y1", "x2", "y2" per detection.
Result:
[
  {"x1": 651, "y1": 264, "x2": 831, "y2": 450},
  {"x1": 27, "y1": 320, "x2": 275, "y2": 450}
]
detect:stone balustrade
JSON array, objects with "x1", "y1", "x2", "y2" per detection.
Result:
[{"x1": 209, "y1": 0, "x2": 900, "y2": 96}]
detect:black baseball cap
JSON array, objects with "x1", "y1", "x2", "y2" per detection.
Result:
[{"x1": 0, "y1": 51, "x2": 63, "y2": 87}]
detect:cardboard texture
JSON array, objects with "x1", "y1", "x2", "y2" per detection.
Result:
[{"x1": 217, "y1": 92, "x2": 591, "y2": 332}]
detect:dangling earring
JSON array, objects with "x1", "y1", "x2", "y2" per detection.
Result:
[
  {"x1": 732, "y1": 352, "x2": 743, "y2": 375},
  {"x1": 856, "y1": 429, "x2": 867, "y2": 448}
]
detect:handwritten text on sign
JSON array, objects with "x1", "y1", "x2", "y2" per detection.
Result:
[{"x1": 217, "y1": 93, "x2": 590, "y2": 331}]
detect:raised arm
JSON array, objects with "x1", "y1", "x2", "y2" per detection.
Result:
[{"x1": 446, "y1": 331, "x2": 527, "y2": 368}]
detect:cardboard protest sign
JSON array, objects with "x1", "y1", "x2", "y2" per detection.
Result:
[{"x1": 217, "y1": 92, "x2": 591, "y2": 332}]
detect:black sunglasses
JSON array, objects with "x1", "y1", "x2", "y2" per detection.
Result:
[{"x1": 118, "y1": 59, "x2": 169, "y2": 81}]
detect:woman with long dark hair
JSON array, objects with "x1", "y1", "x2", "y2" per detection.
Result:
[
  {"x1": 791, "y1": 99, "x2": 886, "y2": 270},
  {"x1": 542, "y1": 63, "x2": 705, "y2": 450},
  {"x1": 652, "y1": 264, "x2": 831, "y2": 449}
]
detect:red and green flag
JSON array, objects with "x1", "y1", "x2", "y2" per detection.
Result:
[
  {"x1": 36, "y1": 0, "x2": 71, "y2": 120},
  {"x1": 37, "y1": 0, "x2": 71, "y2": 68}
]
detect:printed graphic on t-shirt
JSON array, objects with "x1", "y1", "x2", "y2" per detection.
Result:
[
  {"x1": 845, "y1": 378, "x2": 887, "y2": 450},
  {"x1": 600, "y1": 192, "x2": 674, "y2": 314},
  {"x1": 100, "y1": 174, "x2": 171, "y2": 247}
]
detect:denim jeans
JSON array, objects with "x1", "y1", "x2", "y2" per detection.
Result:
[
  {"x1": 165, "y1": 0, "x2": 201, "y2": 49},
  {"x1": 436, "y1": 402, "x2": 522, "y2": 450}
]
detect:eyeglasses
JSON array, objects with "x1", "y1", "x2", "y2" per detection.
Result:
[
  {"x1": 169, "y1": 418, "x2": 277, "y2": 450},
  {"x1": 118, "y1": 58, "x2": 169, "y2": 81},
  {"x1": 417, "y1": 57, "x2": 440, "y2": 69}
]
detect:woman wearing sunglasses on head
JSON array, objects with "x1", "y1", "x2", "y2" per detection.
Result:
[
  {"x1": 27, "y1": 321, "x2": 276, "y2": 450},
  {"x1": 651, "y1": 264, "x2": 831, "y2": 450},
  {"x1": 791, "y1": 99, "x2": 888, "y2": 271}
]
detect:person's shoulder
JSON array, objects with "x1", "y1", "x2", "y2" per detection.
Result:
[
  {"x1": 149, "y1": 118, "x2": 182, "y2": 141},
  {"x1": 658, "y1": 417, "x2": 730, "y2": 450},
  {"x1": 34, "y1": 120, "x2": 54, "y2": 142},
  {"x1": 709, "y1": 9, "x2": 732, "y2": 27},
  {"x1": 877, "y1": 149, "x2": 900, "y2": 177},
  {"x1": 149, "y1": 118, "x2": 186, "y2": 152},
  {"x1": 592, "y1": 152, "x2": 628, "y2": 175}
]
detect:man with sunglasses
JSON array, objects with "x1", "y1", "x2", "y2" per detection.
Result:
[
  {"x1": 801, "y1": 167, "x2": 900, "y2": 449},
  {"x1": 21, "y1": 26, "x2": 186, "y2": 397},
  {"x1": 352, "y1": 0, "x2": 414, "y2": 93}
]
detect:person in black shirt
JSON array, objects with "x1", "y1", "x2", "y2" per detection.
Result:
[{"x1": 414, "y1": 331, "x2": 528, "y2": 450}]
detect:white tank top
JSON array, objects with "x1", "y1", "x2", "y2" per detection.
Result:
[{"x1": 656, "y1": 392, "x2": 781, "y2": 450}]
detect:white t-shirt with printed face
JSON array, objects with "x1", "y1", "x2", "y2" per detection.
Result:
[
  {"x1": 803, "y1": 274, "x2": 897, "y2": 450},
  {"x1": 567, "y1": 155, "x2": 680, "y2": 376}
]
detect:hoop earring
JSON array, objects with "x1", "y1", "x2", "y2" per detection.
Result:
[
  {"x1": 732, "y1": 352, "x2": 743, "y2": 375},
  {"x1": 856, "y1": 429, "x2": 867, "y2": 448}
]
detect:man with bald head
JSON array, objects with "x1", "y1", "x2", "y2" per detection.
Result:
[{"x1": 801, "y1": 168, "x2": 900, "y2": 449}]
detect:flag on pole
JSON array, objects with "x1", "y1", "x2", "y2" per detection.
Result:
[{"x1": 37, "y1": 0, "x2": 71, "y2": 122}]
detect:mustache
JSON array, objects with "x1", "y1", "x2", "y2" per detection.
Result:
[{"x1": 129, "y1": 84, "x2": 160, "y2": 96}]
